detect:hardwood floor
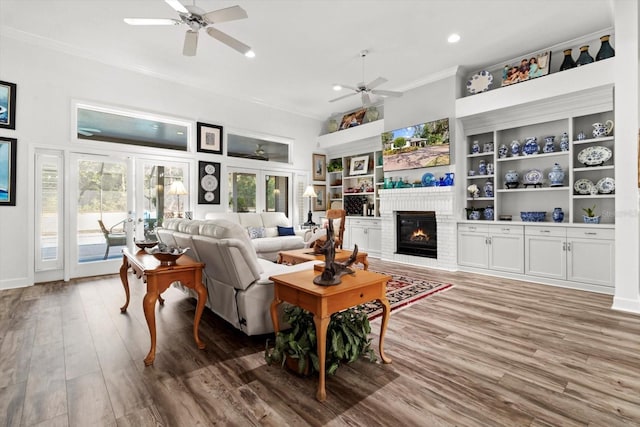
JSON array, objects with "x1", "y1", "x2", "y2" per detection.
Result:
[{"x1": 1, "y1": 259, "x2": 640, "y2": 426}]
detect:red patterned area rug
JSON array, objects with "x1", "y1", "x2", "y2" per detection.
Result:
[{"x1": 359, "y1": 272, "x2": 453, "y2": 320}]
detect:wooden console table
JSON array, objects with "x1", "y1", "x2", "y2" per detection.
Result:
[
  {"x1": 119, "y1": 248, "x2": 207, "y2": 366},
  {"x1": 269, "y1": 269, "x2": 392, "y2": 401}
]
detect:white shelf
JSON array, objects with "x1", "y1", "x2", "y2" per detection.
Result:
[
  {"x1": 317, "y1": 119, "x2": 384, "y2": 149},
  {"x1": 344, "y1": 174, "x2": 374, "y2": 180},
  {"x1": 467, "y1": 152, "x2": 494, "y2": 158},
  {"x1": 573, "y1": 136, "x2": 614, "y2": 145},
  {"x1": 467, "y1": 197, "x2": 494, "y2": 201},
  {"x1": 573, "y1": 194, "x2": 615, "y2": 199},
  {"x1": 344, "y1": 193, "x2": 375, "y2": 197},
  {"x1": 497, "y1": 186, "x2": 570, "y2": 193},
  {"x1": 496, "y1": 151, "x2": 570, "y2": 162},
  {"x1": 328, "y1": 170, "x2": 343, "y2": 174},
  {"x1": 467, "y1": 174, "x2": 495, "y2": 180},
  {"x1": 573, "y1": 165, "x2": 615, "y2": 172}
]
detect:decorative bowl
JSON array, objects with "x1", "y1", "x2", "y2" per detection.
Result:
[
  {"x1": 583, "y1": 215, "x2": 601, "y2": 224},
  {"x1": 520, "y1": 211, "x2": 546, "y2": 222},
  {"x1": 134, "y1": 240, "x2": 158, "y2": 250},
  {"x1": 146, "y1": 246, "x2": 188, "y2": 265}
]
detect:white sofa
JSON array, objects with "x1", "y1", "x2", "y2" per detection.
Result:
[
  {"x1": 204, "y1": 212, "x2": 306, "y2": 261},
  {"x1": 156, "y1": 218, "x2": 319, "y2": 336}
]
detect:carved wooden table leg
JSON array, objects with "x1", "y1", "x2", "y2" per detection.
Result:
[
  {"x1": 270, "y1": 298, "x2": 282, "y2": 333},
  {"x1": 378, "y1": 296, "x2": 392, "y2": 364},
  {"x1": 361, "y1": 255, "x2": 369, "y2": 271},
  {"x1": 193, "y1": 269, "x2": 206, "y2": 349},
  {"x1": 314, "y1": 314, "x2": 331, "y2": 402},
  {"x1": 157, "y1": 294, "x2": 165, "y2": 306},
  {"x1": 142, "y1": 280, "x2": 159, "y2": 366},
  {"x1": 119, "y1": 255, "x2": 130, "y2": 313}
]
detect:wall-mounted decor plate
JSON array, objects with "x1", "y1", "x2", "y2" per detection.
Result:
[
  {"x1": 466, "y1": 71, "x2": 493, "y2": 95},
  {"x1": 577, "y1": 146, "x2": 612, "y2": 166},
  {"x1": 574, "y1": 178, "x2": 594, "y2": 194}
]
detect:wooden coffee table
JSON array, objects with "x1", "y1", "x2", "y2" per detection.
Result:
[
  {"x1": 119, "y1": 248, "x2": 207, "y2": 366},
  {"x1": 269, "y1": 269, "x2": 392, "y2": 401},
  {"x1": 277, "y1": 248, "x2": 369, "y2": 270}
]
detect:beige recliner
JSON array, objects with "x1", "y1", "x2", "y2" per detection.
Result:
[{"x1": 157, "y1": 218, "x2": 319, "y2": 336}]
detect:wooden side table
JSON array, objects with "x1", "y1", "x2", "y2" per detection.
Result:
[
  {"x1": 119, "y1": 248, "x2": 207, "y2": 366},
  {"x1": 269, "y1": 269, "x2": 392, "y2": 401}
]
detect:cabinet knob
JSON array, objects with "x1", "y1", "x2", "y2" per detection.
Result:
[
  {"x1": 469, "y1": 226, "x2": 476, "y2": 231},
  {"x1": 540, "y1": 230, "x2": 550, "y2": 233},
  {"x1": 584, "y1": 232, "x2": 597, "y2": 236},
  {"x1": 567, "y1": 242, "x2": 572, "y2": 251},
  {"x1": 502, "y1": 228, "x2": 510, "y2": 232}
]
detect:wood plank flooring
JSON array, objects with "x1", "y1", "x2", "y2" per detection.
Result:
[{"x1": 1, "y1": 259, "x2": 640, "y2": 426}]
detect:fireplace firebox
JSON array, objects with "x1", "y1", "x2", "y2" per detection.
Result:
[{"x1": 396, "y1": 211, "x2": 437, "y2": 258}]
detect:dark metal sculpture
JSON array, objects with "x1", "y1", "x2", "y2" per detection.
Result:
[{"x1": 313, "y1": 219, "x2": 358, "y2": 286}]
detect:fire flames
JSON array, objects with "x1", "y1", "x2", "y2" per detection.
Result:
[{"x1": 410, "y1": 228, "x2": 430, "y2": 242}]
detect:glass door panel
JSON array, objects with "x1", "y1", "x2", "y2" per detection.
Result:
[
  {"x1": 265, "y1": 173, "x2": 289, "y2": 216},
  {"x1": 228, "y1": 169, "x2": 257, "y2": 213}
]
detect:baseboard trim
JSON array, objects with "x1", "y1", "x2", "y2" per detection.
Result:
[
  {"x1": 0, "y1": 277, "x2": 33, "y2": 290},
  {"x1": 612, "y1": 296, "x2": 640, "y2": 314}
]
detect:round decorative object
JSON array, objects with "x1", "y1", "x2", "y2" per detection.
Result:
[
  {"x1": 466, "y1": 70, "x2": 493, "y2": 95},
  {"x1": 522, "y1": 137, "x2": 539, "y2": 155},
  {"x1": 327, "y1": 119, "x2": 339, "y2": 133},
  {"x1": 552, "y1": 208, "x2": 564, "y2": 223},
  {"x1": 469, "y1": 210, "x2": 481, "y2": 220},
  {"x1": 505, "y1": 170, "x2": 519, "y2": 184},
  {"x1": 478, "y1": 160, "x2": 487, "y2": 175},
  {"x1": 204, "y1": 191, "x2": 215, "y2": 202},
  {"x1": 146, "y1": 247, "x2": 188, "y2": 265},
  {"x1": 486, "y1": 162, "x2": 494, "y2": 175},
  {"x1": 200, "y1": 174, "x2": 218, "y2": 192},
  {"x1": 483, "y1": 142, "x2": 494, "y2": 153},
  {"x1": 421, "y1": 172, "x2": 436, "y2": 187},
  {"x1": 471, "y1": 141, "x2": 480, "y2": 154},
  {"x1": 574, "y1": 178, "x2": 594, "y2": 195},
  {"x1": 134, "y1": 240, "x2": 158, "y2": 250},
  {"x1": 510, "y1": 140, "x2": 521, "y2": 156},
  {"x1": 577, "y1": 146, "x2": 612, "y2": 166},
  {"x1": 484, "y1": 206, "x2": 494, "y2": 221},
  {"x1": 548, "y1": 163, "x2": 565, "y2": 187},
  {"x1": 483, "y1": 180, "x2": 494, "y2": 198},
  {"x1": 595, "y1": 177, "x2": 615, "y2": 194},
  {"x1": 204, "y1": 164, "x2": 216, "y2": 174},
  {"x1": 560, "y1": 133, "x2": 570, "y2": 151},
  {"x1": 498, "y1": 144, "x2": 509, "y2": 158},
  {"x1": 543, "y1": 139, "x2": 555, "y2": 153},
  {"x1": 523, "y1": 169, "x2": 543, "y2": 185}
]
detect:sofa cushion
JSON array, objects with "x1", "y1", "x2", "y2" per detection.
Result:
[
  {"x1": 261, "y1": 212, "x2": 291, "y2": 228},
  {"x1": 204, "y1": 212, "x2": 241, "y2": 223},
  {"x1": 238, "y1": 213, "x2": 263, "y2": 228},
  {"x1": 247, "y1": 226, "x2": 266, "y2": 239},
  {"x1": 277, "y1": 225, "x2": 295, "y2": 236}
]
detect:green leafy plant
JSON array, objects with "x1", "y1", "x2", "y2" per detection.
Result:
[
  {"x1": 327, "y1": 159, "x2": 343, "y2": 172},
  {"x1": 265, "y1": 305, "x2": 377, "y2": 376},
  {"x1": 582, "y1": 205, "x2": 597, "y2": 217}
]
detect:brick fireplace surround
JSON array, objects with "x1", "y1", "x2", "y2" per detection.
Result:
[{"x1": 379, "y1": 187, "x2": 457, "y2": 271}]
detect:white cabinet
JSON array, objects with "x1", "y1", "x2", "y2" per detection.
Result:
[
  {"x1": 458, "y1": 224, "x2": 524, "y2": 273},
  {"x1": 344, "y1": 217, "x2": 381, "y2": 257},
  {"x1": 524, "y1": 226, "x2": 614, "y2": 288}
]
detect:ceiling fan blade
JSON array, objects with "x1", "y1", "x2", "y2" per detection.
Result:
[
  {"x1": 371, "y1": 89, "x2": 403, "y2": 97},
  {"x1": 329, "y1": 92, "x2": 357, "y2": 103},
  {"x1": 361, "y1": 92, "x2": 372, "y2": 106},
  {"x1": 124, "y1": 18, "x2": 181, "y2": 25},
  {"x1": 165, "y1": 0, "x2": 188, "y2": 14},
  {"x1": 183, "y1": 30, "x2": 198, "y2": 56},
  {"x1": 203, "y1": 6, "x2": 248, "y2": 24},
  {"x1": 205, "y1": 27, "x2": 252, "y2": 55},
  {"x1": 336, "y1": 83, "x2": 360, "y2": 92},
  {"x1": 366, "y1": 77, "x2": 388, "y2": 89},
  {"x1": 78, "y1": 130, "x2": 93, "y2": 137}
]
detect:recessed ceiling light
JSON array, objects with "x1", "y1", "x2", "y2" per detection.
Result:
[
  {"x1": 245, "y1": 50, "x2": 255, "y2": 58},
  {"x1": 448, "y1": 33, "x2": 461, "y2": 43},
  {"x1": 333, "y1": 84, "x2": 342, "y2": 91}
]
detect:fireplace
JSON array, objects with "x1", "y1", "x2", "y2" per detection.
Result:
[{"x1": 396, "y1": 211, "x2": 437, "y2": 258}]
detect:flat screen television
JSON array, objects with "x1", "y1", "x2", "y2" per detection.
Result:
[{"x1": 381, "y1": 118, "x2": 450, "y2": 172}]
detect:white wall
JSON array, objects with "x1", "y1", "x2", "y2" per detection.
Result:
[{"x1": 0, "y1": 37, "x2": 321, "y2": 289}]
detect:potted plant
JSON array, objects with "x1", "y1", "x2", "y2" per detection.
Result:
[
  {"x1": 265, "y1": 305, "x2": 377, "y2": 376},
  {"x1": 582, "y1": 205, "x2": 601, "y2": 224},
  {"x1": 327, "y1": 159, "x2": 343, "y2": 173}
]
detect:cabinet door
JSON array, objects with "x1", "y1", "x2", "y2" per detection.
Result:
[
  {"x1": 525, "y1": 235, "x2": 566, "y2": 280},
  {"x1": 567, "y1": 238, "x2": 614, "y2": 287},
  {"x1": 457, "y1": 231, "x2": 489, "y2": 268},
  {"x1": 367, "y1": 224, "x2": 381, "y2": 256},
  {"x1": 489, "y1": 233, "x2": 524, "y2": 273},
  {"x1": 350, "y1": 225, "x2": 368, "y2": 251}
]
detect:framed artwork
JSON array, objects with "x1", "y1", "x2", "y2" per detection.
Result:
[
  {"x1": 312, "y1": 153, "x2": 326, "y2": 181},
  {"x1": 197, "y1": 122, "x2": 223, "y2": 154},
  {"x1": 501, "y1": 51, "x2": 551, "y2": 87},
  {"x1": 339, "y1": 108, "x2": 367, "y2": 130},
  {"x1": 349, "y1": 155, "x2": 369, "y2": 175},
  {"x1": 198, "y1": 161, "x2": 221, "y2": 204},
  {"x1": 0, "y1": 80, "x2": 16, "y2": 130},
  {"x1": 0, "y1": 137, "x2": 17, "y2": 206},
  {"x1": 313, "y1": 184, "x2": 326, "y2": 211}
]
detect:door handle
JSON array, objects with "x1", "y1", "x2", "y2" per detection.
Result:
[
  {"x1": 562, "y1": 242, "x2": 566, "y2": 251},
  {"x1": 567, "y1": 242, "x2": 571, "y2": 251}
]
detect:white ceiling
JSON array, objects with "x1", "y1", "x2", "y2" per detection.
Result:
[{"x1": 0, "y1": 0, "x2": 614, "y2": 121}]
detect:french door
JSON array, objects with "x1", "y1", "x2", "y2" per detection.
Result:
[{"x1": 227, "y1": 167, "x2": 291, "y2": 216}]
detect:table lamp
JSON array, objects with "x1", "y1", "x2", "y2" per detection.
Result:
[
  {"x1": 303, "y1": 185, "x2": 317, "y2": 226},
  {"x1": 168, "y1": 180, "x2": 188, "y2": 218}
]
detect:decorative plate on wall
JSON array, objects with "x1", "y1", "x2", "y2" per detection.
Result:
[
  {"x1": 596, "y1": 177, "x2": 615, "y2": 194},
  {"x1": 574, "y1": 178, "x2": 594, "y2": 195},
  {"x1": 523, "y1": 169, "x2": 543, "y2": 185},
  {"x1": 577, "y1": 146, "x2": 612, "y2": 166},
  {"x1": 466, "y1": 70, "x2": 493, "y2": 95}
]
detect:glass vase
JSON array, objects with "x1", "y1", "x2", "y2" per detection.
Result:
[
  {"x1": 559, "y1": 49, "x2": 576, "y2": 71},
  {"x1": 596, "y1": 35, "x2": 615, "y2": 61},
  {"x1": 576, "y1": 46, "x2": 594, "y2": 66}
]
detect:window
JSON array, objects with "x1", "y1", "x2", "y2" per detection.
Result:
[
  {"x1": 227, "y1": 132, "x2": 291, "y2": 163},
  {"x1": 35, "y1": 151, "x2": 63, "y2": 271}
]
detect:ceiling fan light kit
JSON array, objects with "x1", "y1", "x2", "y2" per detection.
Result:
[{"x1": 124, "y1": 0, "x2": 253, "y2": 57}]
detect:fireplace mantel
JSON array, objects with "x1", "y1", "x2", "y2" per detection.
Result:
[{"x1": 379, "y1": 186, "x2": 457, "y2": 271}]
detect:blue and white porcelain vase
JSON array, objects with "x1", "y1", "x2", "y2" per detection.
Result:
[
  {"x1": 498, "y1": 144, "x2": 509, "y2": 158},
  {"x1": 469, "y1": 210, "x2": 481, "y2": 220},
  {"x1": 483, "y1": 180, "x2": 494, "y2": 197},
  {"x1": 478, "y1": 160, "x2": 487, "y2": 175},
  {"x1": 560, "y1": 132, "x2": 570, "y2": 151},
  {"x1": 505, "y1": 170, "x2": 519, "y2": 185},
  {"x1": 484, "y1": 206, "x2": 494, "y2": 221},
  {"x1": 444, "y1": 172, "x2": 455, "y2": 186},
  {"x1": 523, "y1": 137, "x2": 539, "y2": 155},
  {"x1": 510, "y1": 140, "x2": 521, "y2": 156},
  {"x1": 548, "y1": 163, "x2": 565, "y2": 187},
  {"x1": 543, "y1": 136, "x2": 555, "y2": 153},
  {"x1": 486, "y1": 162, "x2": 494, "y2": 175},
  {"x1": 471, "y1": 140, "x2": 480, "y2": 154},
  {"x1": 552, "y1": 207, "x2": 564, "y2": 223},
  {"x1": 483, "y1": 142, "x2": 494, "y2": 153}
]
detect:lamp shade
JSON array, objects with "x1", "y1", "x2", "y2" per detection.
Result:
[
  {"x1": 168, "y1": 180, "x2": 188, "y2": 196},
  {"x1": 302, "y1": 185, "x2": 317, "y2": 198}
]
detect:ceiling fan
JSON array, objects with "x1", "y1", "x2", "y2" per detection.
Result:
[
  {"x1": 78, "y1": 127, "x2": 102, "y2": 137},
  {"x1": 124, "y1": 0, "x2": 253, "y2": 57},
  {"x1": 330, "y1": 50, "x2": 403, "y2": 105}
]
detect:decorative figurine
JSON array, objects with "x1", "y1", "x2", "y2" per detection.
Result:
[{"x1": 313, "y1": 219, "x2": 358, "y2": 286}]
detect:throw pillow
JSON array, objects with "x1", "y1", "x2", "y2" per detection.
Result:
[
  {"x1": 277, "y1": 225, "x2": 295, "y2": 236},
  {"x1": 247, "y1": 226, "x2": 266, "y2": 239}
]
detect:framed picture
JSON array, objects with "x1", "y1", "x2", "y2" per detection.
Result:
[
  {"x1": 0, "y1": 137, "x2": 17, "y2": 206},
  {"x1": 0, "y1": 80, "x2": 17, "y2": 130},
  {"x1": 349, "y1": 155, "x2": 369, "y2": 175},
  {"x1": 197, "y1": 161, "x2": 221, "y2": 204},
  {"x1": 313, "y1": 184, "x2": 326, "y2": 211},
  {"x1": 197, "y1": 122, "x2": 223, "y2": 154},
  {"x1": 312, "y1": 153, "x2": 326, "y2": 181},
  {"x1": 339, "y1": 108, "x2": 367, "y2": 130},
  {"x1": 501, "y1": 51, "x2": 551, "y2": 87}
]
